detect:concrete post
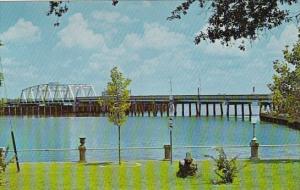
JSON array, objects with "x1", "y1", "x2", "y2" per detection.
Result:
[
  {"x1": 164, "y1": 145, "x2": 171, "y2": 160},
  {"x1": 78, "y1": 137, "x2": 86, "y2": 162},
  {"x1": 250, "y1": 139, "x2": 259, "y2": 160}
]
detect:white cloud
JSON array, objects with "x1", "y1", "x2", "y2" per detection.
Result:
[
  {"x1": 57, "y1": 13, "x2": 106, "y2": 49},
  {"x1": 267, "y1": 24, "x2": 298, "y2": 51},
  {"x1": 92, "y1": 11, "x2": 138, "y2": 24},
  {"x1": 123, "y1": 23, "x2": 187, "y2": 50},
  {"x1": 0, "y1": 18, "x2": 40, "y2": 43},
  {"x1": 143, "y1": 1, "x2": 152, "y2": 7}
]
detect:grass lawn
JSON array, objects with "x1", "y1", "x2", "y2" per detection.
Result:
[{"x1": 1, "y1": 159, "x2": 300, "y2": 189}]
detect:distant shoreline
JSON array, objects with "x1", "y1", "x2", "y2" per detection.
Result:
[{"x1": 260, "y1": 113, "x2": 300, "y2": 130}]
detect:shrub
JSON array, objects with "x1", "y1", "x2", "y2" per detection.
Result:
[{"x1": 205, "y1": 147, "x2": 244, "y2": 184}]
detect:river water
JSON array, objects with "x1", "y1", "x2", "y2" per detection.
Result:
[{"x1": 0, "y1": 116, "x2": 299, "y2": 162}]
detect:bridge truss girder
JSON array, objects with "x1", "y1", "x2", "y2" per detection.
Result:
[{"x1": 20, "y1": 83, "x2": 96, "y2": 103}]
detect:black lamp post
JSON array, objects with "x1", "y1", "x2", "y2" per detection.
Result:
[{"x1": 169, "y1": 117, "x2": 173, "y2": 164}]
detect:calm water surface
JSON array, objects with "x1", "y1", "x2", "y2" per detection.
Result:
[{"x1": 0, "y1": 116, "x2": 299, "y2": 162}]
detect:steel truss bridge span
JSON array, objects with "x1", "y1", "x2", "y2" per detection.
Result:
[{"x1": 20, "y1": 83, "x2": 96, "y2": 104}]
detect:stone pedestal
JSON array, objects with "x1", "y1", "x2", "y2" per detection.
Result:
[
  {"x1": 250, "y1": 138, "x2": 259, "y2": 160},
  {"x1": 78, "y1": 137, "x2": 86, "y2": 163},
  {"x1": 164, "y1": 145, "x2": 171, "y2": 160}
]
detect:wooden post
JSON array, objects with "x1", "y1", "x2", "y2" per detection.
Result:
[
  {"x1": 241, "y1": 104, "x2": 244, "y2": 121},
  {"x1": 189, "y1": 103, "x2": 191, "y2": 117},
  {"x1": 206, "y1": 103, "x2": 209, "y2": 116},
  {"x1": 182, "y1": 103, "x2": 184, "y2": 117},
  {"x1": 213, "y1": 103, "x2": 216, "y2": 117},
  {"x1": 160, "y1": 103, "x2": 163, "y2": 117}
]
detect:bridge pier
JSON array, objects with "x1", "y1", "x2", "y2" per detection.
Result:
[
  {"x1": 206, "y1": 103, "x2": 209, "y2": 116},
  {"x1": 249, "y1": 103, "x2": 252, "y2": 121},
  {"x1": 213, "y1": 103, "x2": 216, "y2": 117},
  {"x1": 226, "y1": 104, "x2": 230, "y2": 118},
  {"x1": 199, "y1": 103, "x2": 201, "y2": 116},
  {"x1": 166, "y1": 104, "x2": 169, "y2": 117},
  {"x1": 189, "y1": 103, "x2": 191, "y2": 117},
  {"x1": 182, "y1": 103, "x2": 184, "y2": 117},
  {"x1": 220, "y1": 103, "x2": 223, "y2": 117},
  {"x1": 141, "y1": 103, "x2": 144, "y2": 117},
  {"x1": 147, "y1": 104, "x2": 150, "y2": 117},
  {"x1": 160, "y1": 103, "x2": 163, "y2": 117},
  {"x1": 174, "y1": 103, "x2": 177, "y2": 117},
  {"x1": 241, "y1": 104, "x2": 244, "y2": 121},
  {"x1": 195, "y1": 102, "x2": 199, "y2": 117},
  {"x1": 234, "y1": 104, "x2": 237, "y2": 118}
]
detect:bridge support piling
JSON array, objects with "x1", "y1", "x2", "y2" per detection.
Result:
[
  {"x1": 195, "y1": 103, "x2": 199, "y2": 117},
  {"x1": 174, "y1": 103, "x2": 177, "y2": 117},
  {"x1": 234, "y1": 104, "x2": 237, "y2": 118},
  {"x1": 241, "y1": 104, "x2": 244, "y2": 121},
  {"x1": 220, "y1": 103, "x2": 223, "y2": 117},
  {"x1": 249, "y1": 103, "x2": 252, "y2": 121},
  {"x1": 147, "y1": 104, "x2": 150, "y2": 117},
  {"x1": 141, "y1": 103, "x2": 144, "y2": 117},
  {"x1": 160, "y1": 103, "x2": 163, "y2": 117},
  {"x1": 206, "y1": 103, "x2": 209, "y2": 116},
  {"x1": 213, "y1": 103, "x2": 216, "y2": 117},
  {"x1": 167, "y1": 104, "x2": 169, "y2": 117},
  {"x1": 189, "y1": 103, "x2": 191, "y2": 117},
  {"x1": 226, "y1": 104, "x2": 229, "y2": 118},
  {"x1": 182, "y1": 103, "x2": 184, "y2": 117},
  {"x1": 199, "y1": 103, "x2": 201, "y2": 116}
]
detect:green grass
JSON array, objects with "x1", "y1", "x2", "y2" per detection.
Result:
[{"x1": 1, "y1": 160, "x2": 300, "y2": 190}]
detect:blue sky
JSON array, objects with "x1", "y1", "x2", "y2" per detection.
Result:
[{"x1": 0, "y1": 1, "x2": 299, "y2": 98}]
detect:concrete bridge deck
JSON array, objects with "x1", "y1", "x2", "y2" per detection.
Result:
[{"x1": 1, "y1": 94, "x2": 272, "y2": 119}]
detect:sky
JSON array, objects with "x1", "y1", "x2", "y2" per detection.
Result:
[{"x1": 0, "y1": 1, "x2": 299, "y2": 98}]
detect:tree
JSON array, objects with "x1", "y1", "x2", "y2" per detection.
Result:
[
  {"x1": 101, "y1": 67, "x2": 131, "y2": 165},
  {"x1": 268, "y1": 28, "x2": 300, "y2": 120},
  {"x1": 168, "y1": 0, "x2": 299, "y2": 50},
  {"x1": 47, "y1": 0, "x2": 299, "y2": 50}
]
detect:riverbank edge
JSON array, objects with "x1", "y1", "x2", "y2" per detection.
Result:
[{"x1": 260, "y1": 113, "x2": 300, "y2": 129}]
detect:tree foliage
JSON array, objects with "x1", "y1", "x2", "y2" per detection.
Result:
[
  {"x1": 99, "y1": 67, "x2": 131, "y2": 164},
  {"x1": 105, "y1": 67, "x2": 131, "y2": 127},
  {"x1": 47, "y1": 1, "x2": 69, "y2": 27},
  {"x1": 268, "y1": 29, "x2": 300, "y2": 119},
  {"x1": 168, "y1": 0, "x2": 299, "y2": 50}
]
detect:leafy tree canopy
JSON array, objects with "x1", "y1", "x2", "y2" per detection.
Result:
[
  {"x1": 105, "y1": 67, "x2": 131, "y2": 127},
  {"x1": 168, "y1": 0, "x2": 299, "y2": 50},
  {"x1": 268, "y1": 28, "x2": 300, "y2": 119}
]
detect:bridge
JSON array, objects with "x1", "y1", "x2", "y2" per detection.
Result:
[{"x1": 1, "y1": 83, "x2": 273, "y2": 119}]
